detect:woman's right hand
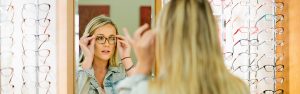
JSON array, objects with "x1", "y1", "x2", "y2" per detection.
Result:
[
  {"x1": 123, "y1": 24, "x2": 156, "y2": 75},
  {"x1": 79, "y1": 34, "x2": 96, "y2": 70}
]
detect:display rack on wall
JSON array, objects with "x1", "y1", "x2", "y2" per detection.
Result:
[
  {"x1": 0, "y1": 0, "x2": 57, "y2": 94},
  {"x1": 209, "y1": 0, "x2": 288, "y2": 93}
]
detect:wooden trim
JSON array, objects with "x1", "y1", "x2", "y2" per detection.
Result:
[
  {"x1": 288, "y1": 0, "x2": 300, "y2": 93},
  {"x1": 57, "y1": 0, "x2": 74, "y2": 94},
  {"x1": 155, "y1": 0, "x2": 162, "y2": 21},
  {"x1": 275, "y1": 0, "x2": 289, "y2": 93},
  {"x1": 154, "y1": 0, "x2": 162, "y2": 77}
]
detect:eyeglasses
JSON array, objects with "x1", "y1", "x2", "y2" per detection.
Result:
[
  {"x1": 0, "y1": 67, "x2": 14, "y2": 77},
  {"x1": 257, "y1": 64, "x2": 284, "y2": 72},
  {"x1": 256, "y1": 27, "x2": 284, "y2": 37},
  {"x1": 234, "y1": 39, "x2": 260, "y2": 46},
  {"x1": 21, "y1": 18, "x2": 51, "y2": 34},
  {"x1": 257, "y1": 39, "x2": 284, "y2": 47},
  {"x1": 255, "y1": 14, "x2": 284, "y2": 27},
  {"x1": 262, "y1": 89, "x2": 284, "y2": 94},
  {"x1": 22, "y1": 80, "x2": 51, "y2": 94},
  {"x1": 22, "y1": 34, "x2": 50, "y2": 49},
  {"x1": 96, "y1": 35, "x2": 116, "y2": 45},
  {"x1": 244, "y1": 77, "x2": 284, "y2": 87},
  {"x1": 231, "y1": 52, "x2": 258, "y2": 68},
  {"x1": 23, "y1": 49, "x2": 50, "y2": 58},
  {"x1": 0, "y1": 67, "x2": 14, "y2": 84},
  {"x1": 22, "y1": 65, "x2": 51, "y2": 73},
  {"x1": 0, "y1": 4, "x2": 14, "y2": 22},
  {"x1": 0, "y1": 21, "x2": 14, "y2": 37},
  {"x1": 22, "y1": 65, "x2": 51, "y2": 81},
  {"x1": 232, "y1": 52, "x2": 258, "y2": 62},
  {"x1": 233, "y1": 65, "x2": 259, "y2": 72},
  {"x1": 210, "y1": 0, "x2": 233, "y2": 9},
  {"x1": 22, "y1": 3, "x2": 51, "y2": 19},
  {"x1": 232, "y1": 26, "x2": 259, "y2": 40},
  {"x1": 22, "y1": 49, "x2": 50, "y2": 64}
]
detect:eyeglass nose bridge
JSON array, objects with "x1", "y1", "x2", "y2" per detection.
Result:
[{"x1": 101, "y1": 38, "x2": 109, "y2": 45}]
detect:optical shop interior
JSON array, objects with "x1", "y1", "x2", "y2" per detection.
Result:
[{"x1": 1, "y1": 0, "x2": 300, "y2": 94}]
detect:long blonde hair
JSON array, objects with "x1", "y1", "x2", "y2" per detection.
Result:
[
  {"x1": 79, "y1": 15, "x2": 119, "y2": 67},
  {"x1": 150, "y1": 0, "x2": 249, "y2": 94}
]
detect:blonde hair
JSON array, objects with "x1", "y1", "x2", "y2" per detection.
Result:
[
  {"x1": 79, "y1": 15, "x2": 119, "y2": 67},
  {"x1": 150, "y1": 0, "x2": 249, "y2": 94}
]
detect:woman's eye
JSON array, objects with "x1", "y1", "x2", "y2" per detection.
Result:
[
  {"x1": 98, "y1": 36, "x2": 105, "y2": 40},
  {"x1": 109, "y1": 37, "x2": 116, "y2": 41}
]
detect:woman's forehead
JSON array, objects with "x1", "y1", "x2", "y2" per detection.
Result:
[{"x1": 93, "y1": 24, "x2": 117, "y2": 36}]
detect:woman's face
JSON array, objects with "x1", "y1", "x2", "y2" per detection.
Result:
[{"x1": 93, "y1": 24, "x2": 117, "y2": 61}]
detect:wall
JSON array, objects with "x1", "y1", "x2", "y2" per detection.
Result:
[{"x1": 78, "y1": 0, "x2": 152, "y2": 34}]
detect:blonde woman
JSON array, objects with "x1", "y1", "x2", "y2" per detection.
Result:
[
  {"x1": 117, "y1": 0, "x2": 249, "y2": 94},
  {"x1": 76, "y1": 15, "x2": 135, "y2": 94}
]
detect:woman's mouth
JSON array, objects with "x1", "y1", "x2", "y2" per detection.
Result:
[{"x1": 101, "y1": 50, "x2": 111, "y2": 55}]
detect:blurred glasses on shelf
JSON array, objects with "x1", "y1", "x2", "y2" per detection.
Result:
[
  {"x1": 21, "y1": 34, "x2": 50, "y2": 50},
  {"x1": 262, "y1": 89, "x2": 284, "y2": 94},
  {"x1": 22, "y1": 80, "x2": 51, "y2": 94},
  {"x1": 0, "y1": 4, "x2": 14, "y2": 22},
  {"x1": 22, "y1": 49, "x2": 50, "y2": 65},
  {"x1": 22, "y1": 3, "x2": 50, "y2": 19},
  {"x1": 21, "y1": 18, "x2": 51, "y2": 34}
]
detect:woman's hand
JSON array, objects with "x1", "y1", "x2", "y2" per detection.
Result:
[
  {"x1": 116, "y1": 35, "x2": 131, "y2": 59},
  {"x1": 79, "y1": 34, "x2": 96, "y2": 70},
  {"x1": 123, "y1": 24, "x2": 156, "y2": 75},
  {"x1": 117, "y1": 35, "x2": 136, "y2": 76}
]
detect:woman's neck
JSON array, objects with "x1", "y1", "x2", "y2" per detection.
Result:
[{"x1": 93, "y1": 57, "x2": 109, "y2": 72}]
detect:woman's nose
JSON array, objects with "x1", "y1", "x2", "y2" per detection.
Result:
[{"x1": 103, "y1": 40, "x2": 110, "y2": 46}]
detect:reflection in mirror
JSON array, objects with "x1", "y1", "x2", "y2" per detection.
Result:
[{"x1": 74, "y1": 0, "x2": 154, "y2": 94}]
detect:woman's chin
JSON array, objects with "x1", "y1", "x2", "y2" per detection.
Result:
[{"x1": 99, "y1": 55, "x2": 112, "y2": 61}]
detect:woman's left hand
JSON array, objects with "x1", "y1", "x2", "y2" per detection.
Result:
[{"x1": 116, "y1": 35, "x2": 131, "y2": 59}]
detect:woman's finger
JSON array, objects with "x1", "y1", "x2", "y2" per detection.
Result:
[
  {"x1": 80, "y1": 34, "x2": 89, "y2": 40},
  {"x1": 123, "y1": 28, "x2": 134, "y2": 45},
  {"x1": 86, "y1": 35, "x2": 95, "y2": 41},
  {"x1": 116, "y1": 35, "x2": 126, "y2": 40},
  {"x1": 134, "y1": 24, "x2": 149, "y2": 38},
  {"x1": 142, "y1": 30, "x2": 154, "y2": 41},
  {"x1": 118, "y1": 40, "x2": 129, "y2": 47},
  {"x1": 90, "y1": 37, "x2": 96, "y2": 47}
]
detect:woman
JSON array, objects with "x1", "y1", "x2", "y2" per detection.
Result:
[
  {"x1": 76, "y1": 15, "x2": 135, "y2": 94},
  {"x1": 117, "y1": 0, "x2": 249, "y2": 94}
]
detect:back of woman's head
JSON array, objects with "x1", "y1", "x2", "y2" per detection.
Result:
[{"x1": 152, "y1": 0, "x2": 249, "y2": 94}]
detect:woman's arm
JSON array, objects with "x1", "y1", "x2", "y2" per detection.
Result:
[
  {"x1": 121, "y1": 56, "x2": 136, "y2": 76},
  {"x1": 116, "y1": 35, "x2": 136, "y2": 76},
  {"x1": 123, "y1": 24, "x2": 155, "y2": 75},
  {"x1": 117, "y1": 24, "x2": 155, "y2": 94}
]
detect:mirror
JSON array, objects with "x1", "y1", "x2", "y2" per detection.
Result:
[{"x1": 74, "y1": 0, "x2": 154, "y2": 93}]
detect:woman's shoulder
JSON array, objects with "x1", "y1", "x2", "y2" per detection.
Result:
[
  {"x1": 107, "y1": 63, "x2": 126, "y2": 82},
  {"x1": 116, "y1": 74, "x2": 149, "y2": 94},
  {"x1": 108, "y1": 62, "x2": 126, "y2": 73}
]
